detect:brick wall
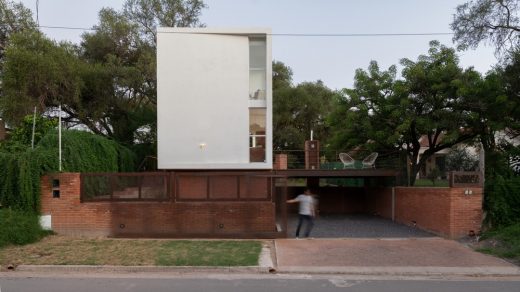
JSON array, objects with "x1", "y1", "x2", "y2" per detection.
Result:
[
  {"x1": 274, "y1": 154, "x2": 288, "y2": 170},
  {"x1": 41, "y1": 173, "x2": 277, "y2": 238},
  {"x1": 41, "y1": 173, "x2": 483, "y2": 239},
  {"x1": 366, "y1": 187, "x2": 483, "y2": 238}
]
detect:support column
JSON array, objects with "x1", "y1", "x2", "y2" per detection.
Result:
[{"x1": 304, "y1": 140, "x2": 320, "y2": 170}]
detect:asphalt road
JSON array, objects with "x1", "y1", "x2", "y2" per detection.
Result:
[{"x1": 1, "y1": 275, "x2": 520, "y2": 292}]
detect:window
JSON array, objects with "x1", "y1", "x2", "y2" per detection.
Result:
[
  {"x1": 249, "y1": 38, "x2": 266, "y2": 100},
  {"x1": 249, "y1": 108, "x2": 266, "y2": 162}
]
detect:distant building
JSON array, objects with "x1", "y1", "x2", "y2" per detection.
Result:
[
  {"x1": 157, "y1": 28, "x2": 272, "y2": 169},
  {"x1": 417, "y1": 129, "x2": 520, "y2": 178}
]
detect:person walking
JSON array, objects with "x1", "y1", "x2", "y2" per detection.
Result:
[{"x1": 287, "y1": 188, "x2": 316, "y2": 238}]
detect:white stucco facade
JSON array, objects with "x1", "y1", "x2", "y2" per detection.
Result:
[{"x1": 157, "y1": 28, "x2": 272, "y2": 169}]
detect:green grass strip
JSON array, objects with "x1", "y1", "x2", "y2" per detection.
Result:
[{"x1": 155, "y1": 240, "x2": 262, "y2": 266}]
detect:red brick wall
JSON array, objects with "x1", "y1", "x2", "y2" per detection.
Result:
[
  {"x1": 393, "y1": 187, "x2": 452, "y2": 236},
  {"x1": 449, "y1": 187, "x2": 483, "y2": 238},
  {"x1": 274, "y1": 154, "x2": 288, "y2": 170},
  {"x1": 372, "y1": 187, "x2": 483, "y2": 238},
  {"x1": 41, "y1": 173, "x2": 276, "y2": 238},
  {"x1": 41, "y1": 173, "x2": 483, "y2": 239}
]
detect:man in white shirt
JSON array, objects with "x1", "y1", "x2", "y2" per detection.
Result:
[{"x1": 287, "y1": 189, "x2": 316, "y2": 238}]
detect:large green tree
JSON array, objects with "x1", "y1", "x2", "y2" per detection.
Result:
[
  {"x1": 328, "y1": 42, "x2": 482, "y2": 184},
  {"x1": 0, "y1": 31, "x2": 84, "y2": 125},
  {"x1": 0, "y1": 0, "x2": 35, "y2": 61},
  {"x1": 123, "y1": 0, "x2": 206, "y2": 45},
  {"x1": 0, "y1": 0, "x2": 206, "y2": 150},
  {"x1": 272, "y1": 61, "x2": 336, "y2": 150}
]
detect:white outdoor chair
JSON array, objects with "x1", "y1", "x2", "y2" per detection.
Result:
[
  {"x1": 362, "y1": 152, "x2": 378, "y2": 169},
  {"x1": 339, "y1": 153, "x2": 356, "y2": 169}
]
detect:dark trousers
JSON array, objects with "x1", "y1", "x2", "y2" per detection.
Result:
[{"x1": 295, "y1": 214, "x2": 314, "y2": 237}]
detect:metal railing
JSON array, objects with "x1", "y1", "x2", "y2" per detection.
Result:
[
  {"x1": 80, "y1": 171, "x2": 288, "y2": 203},
  {"x1": 273, "y1": 149, "x2": 404, "y2": 170},
  {"x1": 449, "y1": 171, "x2": 483, "y2": 187},
  {"x1": 81, "y1": 172, "x2": 169, "y2": 202}
]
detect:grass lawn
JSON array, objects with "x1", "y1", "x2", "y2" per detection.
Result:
[
  {"x1": 0, "y1": 236, "x2": 263, "y2": 267},
  {"x1": 414, "y1": 179, "x2": 449, "y2": 187},
  {"x1": 475, "y1": 223, "x2": 520, "y2": 265}
]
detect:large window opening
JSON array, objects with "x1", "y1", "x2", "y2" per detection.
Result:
[
  {"x1": 249, "y1": 38, "x2": 266, "y2": 100},
  {"x1": 249, "y1": 108, "x2": 266, "y2": 162}
]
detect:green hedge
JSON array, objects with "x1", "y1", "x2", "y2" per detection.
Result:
[
  {"x1": 485, "y1": 175, "x2": 520, "y2": 227},
  {"x1": 0, "y1": 209, "x2": 47, "y2": 247},
  {"x1": 0, "y1": 129, "x2": 136, "y2": 213}
]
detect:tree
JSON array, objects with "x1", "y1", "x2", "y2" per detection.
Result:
[
  {"x1": 0, "y1": 31, "x2": 84, "y2": 126},
  {"x1": 0, "y1": 0, "x2": 36, "y2": 121},
  {"x1": 445, "y1": 147, "x2": 479, "y2": 171},
  {"x1": 0, "y1": 0, "x2": 206, "y2": 150},
  {"x1": 498, "y1": 50, "x2": 520, "y2": 139},
  {"x1": 328, "y1": 42, "x2": 481, "y2": 185},
  {"x1": 123, "y1": 0, "x2": 207, "y2": 45},
  {"x1": 273, "y1": 60, "x2": 293, "y2": 91},
  {"x1": 0, "y1": 0, "x2": 36, "y2": 61},
  {"x1": 451, "y1": 0, "x2": 520, "y2": 55},
  {"x1": 272, "y1": 61, "x2": 336, "y2": 150}
]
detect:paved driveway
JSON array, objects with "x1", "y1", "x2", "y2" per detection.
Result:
[
  {"x1": 287, "y1": 214, "x2": 434, "y2": 238},
  {"x1": 274, "y1": 238, "x2": 520, "y2": 275}
]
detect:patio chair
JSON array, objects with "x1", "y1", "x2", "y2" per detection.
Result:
[
  {"x1": 339, "y1": 153, "x2": 356, "y2": 169},
  {"x1": 362, "y1": 152, "x2": 378, "y2": 168}
]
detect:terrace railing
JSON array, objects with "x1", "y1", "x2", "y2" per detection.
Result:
[
  {"x1": 273, "y1": 149, "x2": 404, "y2": 171},
  {"x1": 449, "y1": 171, "x2": 483, "y2": 187},
  {"x1": 81, "y1": 172, "x2": 169, "y2": 202}
]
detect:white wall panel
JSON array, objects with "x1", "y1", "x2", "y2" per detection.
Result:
[
  {"x1": 158, "y1": 33, "x2": 250, "y2": 168},
  {"x1": 157, "y1": 28, "x2": 272, "y2": 169}
]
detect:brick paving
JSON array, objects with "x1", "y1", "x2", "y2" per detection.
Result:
[{"x1": 275, "y1": 238, "x2": 516, "y2": 268}]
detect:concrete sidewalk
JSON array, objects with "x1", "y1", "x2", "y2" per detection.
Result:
[
  {"x1": 274, "y1": 237, "x2": 520, "y2": 276},
  {"x1": 3, "y1": 238, "x2": 519, "y2": 278}
]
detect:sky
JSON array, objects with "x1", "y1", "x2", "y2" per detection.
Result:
[{"x1": 20, "y1": 0, "x2": 498, "y2": 90}]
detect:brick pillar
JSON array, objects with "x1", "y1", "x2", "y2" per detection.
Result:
[
  {"x1": 274, "y1": 154, "x2": 288, "y2": 170},
  {"x1": 304, "y1": 140, "x2": 320, "y2": 170}
]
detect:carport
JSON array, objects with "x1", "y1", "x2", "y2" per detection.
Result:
[{"x1": 275, "y1": 169, "x2": 434, "y2": 238}]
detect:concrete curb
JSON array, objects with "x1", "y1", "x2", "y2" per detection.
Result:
[
  {"x1": 275, "y1": 266, "x2": 520, "y2": 276},
  {"x1": 9, "y1": 265, "x2": 520, "y2": 277},
  {"x1": 13, "y1": 265, "x2": 270, "y2": 274}
]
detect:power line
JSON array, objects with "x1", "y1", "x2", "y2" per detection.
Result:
[
  {"x1": 38, "y1": 25, "x2": 95, "y2": 31},
  {"x1": 269, "y1": 32, "x2": 453, "y2": 37},
  {"x1": 34, "y1": 25, "x2": 453, "y2": 37}
]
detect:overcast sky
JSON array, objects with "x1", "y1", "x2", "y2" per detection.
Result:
[{"x1": 20, "y1": 0, "x2": 498, "y2": 89}]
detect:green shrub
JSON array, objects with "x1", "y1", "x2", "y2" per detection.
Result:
[
  {"x1": 0, "y1": 209, "x2": 46, "y2": 247},
  {"x1": 484, "y1": 175, "x2": 520, "y2": 227},
  {"x1": 0, "y1": 129, "x2": 136, "y2": 213}
]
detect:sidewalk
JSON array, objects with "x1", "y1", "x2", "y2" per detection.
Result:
[
  {"x1": 2, "y1": 237, "x2": 519, "y2": 278},
  {"x1": 273, "y1": 237, "x2": 520, "y2": 276}
]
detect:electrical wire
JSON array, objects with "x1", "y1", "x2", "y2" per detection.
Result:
[{"x1": 34, "y1": 25, "x2": 454, "y2": 37}]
